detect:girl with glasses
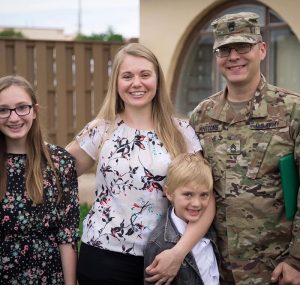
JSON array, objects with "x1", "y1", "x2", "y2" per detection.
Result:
[{"x1": 0, "y1": 75, "x2": 80, "y2": 285}]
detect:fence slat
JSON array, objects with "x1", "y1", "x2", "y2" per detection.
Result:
[
  {"x1": 55, "y1": 42, "x2": 69, "y2": 147},
  {"x1": 15, "y1": 41, "x2": 28, "y2": 78},
  {"x1": 0, "y1": 41, "x2": 6, "y2": 77},
  {"x1": 74, "y1": 43, "x2": 87, "y2": 132},
  {"x1": 5, "y1": 42, "x2": 15, "y2": 75},
  {"x1": 93, "y1": 44, "x2": 106, "y2": 114},
  {"x1": 35, "y1": 42, "x2": 49, "y2": 137}
]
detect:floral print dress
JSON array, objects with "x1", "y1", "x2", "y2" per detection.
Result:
[
  {"x1": 0, "y1": 145, "x2": 80, "y2": 285},
  {"x1": 78, "y1": 116, "x2": 201, "y2": 256}
]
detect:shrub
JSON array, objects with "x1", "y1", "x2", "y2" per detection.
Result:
[
  {"x1": 75, "y1": 26, "x2": 123, "y2": 42},
  {"x1": 0, "y1": 29, "x2": 25, "y2": 38}
]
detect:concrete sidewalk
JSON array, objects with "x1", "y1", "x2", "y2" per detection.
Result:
[{"x1": 78, "y1": 173, "x2": 96, "y2": 205}]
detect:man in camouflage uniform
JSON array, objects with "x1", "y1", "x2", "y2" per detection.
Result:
[{"x1": 190, "y1": 12, "x2": 300, "y2": 284}]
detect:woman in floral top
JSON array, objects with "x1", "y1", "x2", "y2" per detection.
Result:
[
  {"x1": 67, "y1": 43, "x2": 215, "y2": 285},
  {"x1": 0, "y1": 75, "x2": 80, "y2": 285}
]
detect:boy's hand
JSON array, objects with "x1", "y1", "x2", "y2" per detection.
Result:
[{"x1": 271, "y1": 262, "x2": 300, "y2": 284}]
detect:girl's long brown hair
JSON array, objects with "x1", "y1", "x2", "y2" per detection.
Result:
[{"x1": 0, "y1": 75, "x2": 60, "y2": 204}]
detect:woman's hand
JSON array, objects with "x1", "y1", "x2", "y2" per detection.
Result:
[{"x1": 145, "y1": 247, "x2": 183, "y2": 284}]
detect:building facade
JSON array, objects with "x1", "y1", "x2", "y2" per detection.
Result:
[
  {"x1": 0, "y1": 26, "x2": 74, "y2": 41},
  {"x1": 140, "y1": 0, "x2": 300, "y2": 116}
]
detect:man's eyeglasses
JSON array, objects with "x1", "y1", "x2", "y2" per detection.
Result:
[
  {"x1": 214, "y1": 43, "x2": 259, "y2": 58},
  {"x1": 0, "y1": 105, "x2": 33, "y2": 119}
]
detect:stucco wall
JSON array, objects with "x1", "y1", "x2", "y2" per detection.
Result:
[{"x1": 140, "y1": 0, "x2": 300, "y2": 92}]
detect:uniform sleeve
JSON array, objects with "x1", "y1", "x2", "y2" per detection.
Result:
[
  {"x1": 173, "y1": 117, "x2": 202, "y2": 153},
  {"x1": 55, "y1": 149, "x2": 80, "y2": 246},
  {"x1": 76, "y1": 118, "x2": 109, "y2": 160},
  {"x1": 286, "y1": 117, "x2": 300, "y2": 270}
]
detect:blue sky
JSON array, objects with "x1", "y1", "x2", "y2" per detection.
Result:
[{"x1": 0, "y1": 0, "x2": 139, "y2": 38}]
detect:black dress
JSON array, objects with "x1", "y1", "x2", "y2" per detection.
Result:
[{"x1": 0, "y1": 144, "x2": 80, "y2": 284}]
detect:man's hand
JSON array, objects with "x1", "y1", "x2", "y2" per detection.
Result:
[
  {"x1": 271, "y1": 262, "x2": 300, "y2": 284},
  {"x1": 145, "y1": 248, "x2": 183, "y2": 284}
]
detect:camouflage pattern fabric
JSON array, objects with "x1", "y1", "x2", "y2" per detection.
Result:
[
  {"x1": 211, "y1": 12, "x2": 262, "y2": 49},
  {"x1": 190, "y1": 76, "x2": 300, "y2": 284}
]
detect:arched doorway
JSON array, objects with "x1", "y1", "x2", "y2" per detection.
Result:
[{"x1": 173, "y1": 1, "x2": 300, "y2": 116}]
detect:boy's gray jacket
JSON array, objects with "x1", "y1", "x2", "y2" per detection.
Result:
[{"x1": 144, "y1": 206, "x2": 220, "y2": 285}]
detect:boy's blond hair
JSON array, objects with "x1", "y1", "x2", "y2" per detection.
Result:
[{"x1": 165, "y1": 153, "x2": 213, "y2": 193}]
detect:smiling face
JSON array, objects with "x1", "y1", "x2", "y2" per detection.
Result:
[
  {"x1": 117, "y1": 54, "x2": 157, "y2": 113},
  {"x1": 0, "y1": 85, "x2": 38, "y2": 152},
  {"x1": 165, "y1": 182, "x2": 211, "y2": 223},
  {"x1": 216, "y1": 42, "x2": 266, "y2": 88}
]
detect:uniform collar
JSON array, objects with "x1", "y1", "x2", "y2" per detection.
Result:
[{"x1": 207, "y1": 75, "x2": 268, "y2": 123}]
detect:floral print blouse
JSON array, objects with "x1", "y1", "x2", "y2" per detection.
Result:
[
  {"x1": 0, "y1": 144, "x2": 80, "y2": 285},
  {"x1": 78, "y1": 116, "x2": 201, "y2": 256}
]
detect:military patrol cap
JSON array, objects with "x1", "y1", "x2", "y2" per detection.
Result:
[{"x1": 211, "y1": 12, "x2": 262, "y2": 49}]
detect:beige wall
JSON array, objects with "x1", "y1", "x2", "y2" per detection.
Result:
[
  {"x1": 140, "y1": 0, "x2": 300, "y2": 92},
  {"x1": 0, "y1": 26, "x2": 73, "y2": 41}
]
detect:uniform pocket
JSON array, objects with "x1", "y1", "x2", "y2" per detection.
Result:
[
  {"x1": 245, "y1": 131, "x2": 273, "y2": 179},
  {"x1": 202, "y1": 135, "x2": 224, "y2": 182},
  {"x1": 246, "y1": 118, "x2": 292, "y2": 179}
]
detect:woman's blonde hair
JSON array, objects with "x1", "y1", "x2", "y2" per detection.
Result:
[
  {"x1": 92, "y1": 42, "x2": 187, "y2": 157},
  {"x1": 165, "y1": 153, "x2": 213, "y2": 193},
  {"x1": 0, "y1": 75, "x2": 60, "y2": 204}
]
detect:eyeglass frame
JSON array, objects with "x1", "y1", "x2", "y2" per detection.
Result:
[
  {"x1": 0, "y1": 104, "x2": 34, "y2": 119},
  {"x1": 213, "y1": 42, "x2": 260, "y2": 58}
]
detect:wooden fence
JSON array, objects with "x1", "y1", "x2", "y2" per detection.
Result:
[{"x1": 0, "y1": 38, "x2": 123, "y2": 147}]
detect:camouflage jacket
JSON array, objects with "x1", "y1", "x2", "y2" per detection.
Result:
[{"x1": 190, "y1": 76, "x2": 300, "y2": 284}]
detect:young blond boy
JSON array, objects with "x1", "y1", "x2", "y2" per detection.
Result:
[{"x1": 144, "y1": 153, "x2": 220, "y2": 285}]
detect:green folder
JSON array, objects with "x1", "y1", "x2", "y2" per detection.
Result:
[{"x1": 279, "y1": 153, "x2": 299, "y2": 220}]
